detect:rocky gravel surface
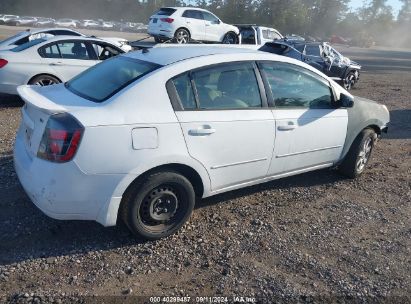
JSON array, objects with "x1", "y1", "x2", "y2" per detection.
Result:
[{"x1": 0, "y1": 44, "x2": 410, "y2": 303}]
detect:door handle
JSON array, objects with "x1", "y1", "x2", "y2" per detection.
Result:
[
  {"x1": 188, "y1": 127, "x2": 216, "y2": 136},
  {"x1": 277, "y1": 123, "x2": 296, "y2": 131},
  {"x1": 205, "y1": 24, "x2": 210, "y2": 26},
  {"x1": 50, "y1": 62, "x2": 63, "y2": 66}
]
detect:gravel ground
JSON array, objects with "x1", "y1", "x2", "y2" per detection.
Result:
[{"x1": 0, "y1": 30, "x2": 410, "y2": 303}]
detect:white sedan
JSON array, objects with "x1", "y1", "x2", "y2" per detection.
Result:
[
  {"x1": 148, "y1": 7, "x2": 240, "y2": 44},
  {"x1": 0, "y1": 28, "x2": 132, "y2": 52},
  {"x1": 14, "y1": 47, "x2": 389, "y2": 240},
  {"x1": 0, "y1": 36, "x2": 124, "y2": 94}
]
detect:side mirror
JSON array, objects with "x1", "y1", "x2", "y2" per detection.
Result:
[
  {"x1": 338, "y1": 93, "x2": 354, "y2": 108},
  {"x1": 215, "y1": 19, "x2": 221, "y2": 24}
]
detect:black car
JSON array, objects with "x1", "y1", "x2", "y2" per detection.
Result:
[{"x1": 259, "y1": 40, "x2": 361, "y2": 90}]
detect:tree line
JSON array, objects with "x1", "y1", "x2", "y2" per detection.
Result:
[{"x1": 1, "y1": 0, "x2": 410, "y2": 46}]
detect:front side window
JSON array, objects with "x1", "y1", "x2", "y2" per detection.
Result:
[
  {"x1": 260, "y1": 62, "x2": 334, "y2": 109},
  {"x1": 91, "y1": 42, "x2": 121, "y2": 60},
  {"x1": 192, "y1": 62, "x2": 262, "y2": 109},
  {"x1": 202, "y1": 12, "x2": 219, "y2": 23},
  {"x1": 305, "y1": 45, "x2": 321, "y2": 56},
  {"x1": 66, "y1": 56, "x2": 160, "y2": 102},
  {"x1": 57, "y1": 41, "x2": 91, "y2": 60}
]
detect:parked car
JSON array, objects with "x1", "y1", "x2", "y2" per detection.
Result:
[
  {"x1": 0, "y1": 15, "x2": 19, "y2": 25},
  {"x1": 0, "y1": 28, "x2": 132, "y2": 52},
  {"x1": 54, "y1": 18, "x2": 78, "y2": 28},
  {"x1": 0, "y1": 28, "x2": 82, "y2": 51},
  {"x1": 0, "y1": 36, "x2": 124, "y2": 95},
  {"x1": 7, "y1": 16, "x2": 38, "y2": 26},
  {"x1": 259, "y1": 41, "x2": 361, "y2": 90},
  {"x1": 148, "y1": 7, "x2": 239, "y2": 44},
  {"x1": 100, "y1": 21, "x2": 115, "y2": 30},
  {"x1": 13, "y1": 46, "x2": 389, "y2": 240},
  {"x1": 80, "y1": 19, "x2": 100, "y2": 29},
  {"x1": 34, "y1": 17, "x2": 55, "y2": 27},
  {"x1": 235, "y1": 24, "x2": 283, "y2": 45}
]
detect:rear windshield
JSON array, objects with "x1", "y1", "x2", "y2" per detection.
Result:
[
  {"x1": 155, "y1": 8, "x2": 176, "y2": 16},
  {"x1": 11, "y1": 38, "x2": 46, "y2": 52},
  {"x1": 0, "y1": 31, "x2": 27, "y2": 45},
  {"x1": 66, "y1": 56, "x2": 161, "y2": 102}
]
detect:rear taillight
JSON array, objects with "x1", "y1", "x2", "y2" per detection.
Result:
[
  {"x1": 160, "y1": 18, "x2": 174, "y2": 23},
  {"x1": 37, "y1": 113, "x2": 84, "y2": 163},
  {"x1": 0, "y1": 59, "x2": 8, "y2": 68}
]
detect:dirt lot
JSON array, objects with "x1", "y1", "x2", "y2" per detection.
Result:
[{"x1": 0, "y1": 26, "x2": 410, "y2": 303}]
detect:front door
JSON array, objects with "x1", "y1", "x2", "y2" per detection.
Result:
[
  {"x1": 171, "y1": 62, "x2": 275, "y2": 191},
  {"x1": 259, "y1": 61, "x2": 348, "y2": 175},
  {"x1": 182, "y1": 10, "x2": 206, "y2": 41}
]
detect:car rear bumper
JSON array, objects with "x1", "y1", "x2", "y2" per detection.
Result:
[
  {"x1": 148, "y1": 28, "x2": 173, "y2": 39},
  {"x1": 0, "y1": 83, "x2": 19, "y2": 95},
  {"x1": 13, "y1": 126, "x2": 125, "y2": 226}
]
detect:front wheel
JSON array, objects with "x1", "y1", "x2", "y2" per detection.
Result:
[
  {"x1": 28, "y1": 74, "x2": 60, "y2": 87},
  {"x1": 121, "y1": 171, "x2": 195, "y2": 240},
  {"x1": 222, "y1": 32, "x2": 238, "y2": 44},
  {"x1": 343, "y1": 71, "x2": 356, "y2": 90},
  {"x1": 174, "y1": 29, "x2": 190, "y2": 44},
  {"x1": 338, "y1": 128, "x2": 376, "y2": 178}
]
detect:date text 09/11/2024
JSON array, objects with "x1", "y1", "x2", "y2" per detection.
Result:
[{"x1": 149, "y1": 296, "x2": 257, "y2": 303}]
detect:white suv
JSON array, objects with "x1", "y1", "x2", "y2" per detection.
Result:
[{"x1": 148, "y1": 7, "x2": 240, "y2": 44}]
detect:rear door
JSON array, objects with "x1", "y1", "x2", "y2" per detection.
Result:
[
  {"x1": 38, "y1": 40, "x2": 96, "y2": 81},
  {"x1": 259, "y1": 61, "x2": 348, "y2": 175},
  {"x1": 182, "y1": 10, "x2": 206, "y2": 41},
  {"x1": 169, "y1": 62, "x2": 275, "y2": 191}
]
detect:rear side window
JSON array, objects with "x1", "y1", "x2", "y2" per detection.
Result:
[
  {"x1": 41, "y1": 43, "x2": 60, "y2": 58},
  {"x1": 182, "y1": 10, "x2": 203, "y2": 20},
  {"x1": 66, "y1": 56, "x2": 160, "y2": 102},
  {"x1": 155, "y1": 8, "x2": 176, "y2": 16},
  {"x1": 260, "y1": 62, "x2": 333, "y2": 109},
  {"x1": 172, "y1": 73, "x2": 196, "y2": 110}
]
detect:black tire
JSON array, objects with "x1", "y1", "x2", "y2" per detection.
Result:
[
  {"x1": 338, "y1": 128, "x2": 376, "y2": 178},
  {"x1": 154, "y1": 36, "x2": 164, "y2": 43},
  {"x1": 343, "y1": 71, "x2": 356, "y2": 90},
  {"x1": 28, "y1": 74, "x2": 60, "y2": 87},
  {"x1": 121, "y1": 171, "x2": 195, "y2": 240},
  {"x1": 174, "y1": 28, "x2": 190, "y2": 44},
  {"x1": 222, "y1": 32, "x2": 238, "y2": 44}
]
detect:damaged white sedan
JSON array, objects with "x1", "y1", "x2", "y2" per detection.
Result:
[{"x1": 14, "y1": 47, "x2": 389, "y2": 240}]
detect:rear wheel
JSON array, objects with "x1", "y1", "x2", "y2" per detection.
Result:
[
  {"x1": 28, "y1": 75, "x2": 60, "y2": 87},
  {"x1": 222, "y1": 32, "x2": 238, "y2": 44},
  {"x1": 338, "y1": 128, "x2": 376, "y2": 178},
  {"x1": 121, "y1": 171, "x2": 195, "y2": 240},
  {"x1": 174, "y1": 28, "x2": 190, "y2": 44}
]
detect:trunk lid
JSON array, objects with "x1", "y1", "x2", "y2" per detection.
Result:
[{"x1": 18, "y1": 85, "x2": 68, "y2": 157}]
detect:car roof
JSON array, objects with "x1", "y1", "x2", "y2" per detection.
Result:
[
  {"x1": 125, "y1": 46, "x2": 263, "y2": 66},
  {"x1": 161, "y1": 7, "x2": 211, "y2": 12}
]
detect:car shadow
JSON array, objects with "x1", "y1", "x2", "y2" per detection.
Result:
[
  {"x1": 0, "y1": 152, "x2": 346, "y2": 266},
  {"x1": 0, "y1": 93, "x2": 24, "y2": 107},
  {"x1": 385, "y1": 109, "x2": 411, "y2": 140}
]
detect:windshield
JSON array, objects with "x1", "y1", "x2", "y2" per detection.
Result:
[
  {"x1": 11, "y1": 38, "x2": 46, "y2": 52},
  {"x1": 66, "y1": 56, "x2": 161, "y2": 102}
]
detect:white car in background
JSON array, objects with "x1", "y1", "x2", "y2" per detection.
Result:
[
  {"x1": 54, "y1": 19, "x2": 78, "y2": 28},
  {"x1": 148, "y1": 7, "x2": 239, "y2": 44},
  {"x1": 0, "y1": 36, "x2": 124, "y2": 94},
  {"x1": 13, "y1": 47, "x2": 389, "y2": 240},
  {"x1": 0, "y1": 15, "x2": 19, "y2": 24},
  {"x1": 0, "y1": 28, "x2": 132, "y2": 52}
]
